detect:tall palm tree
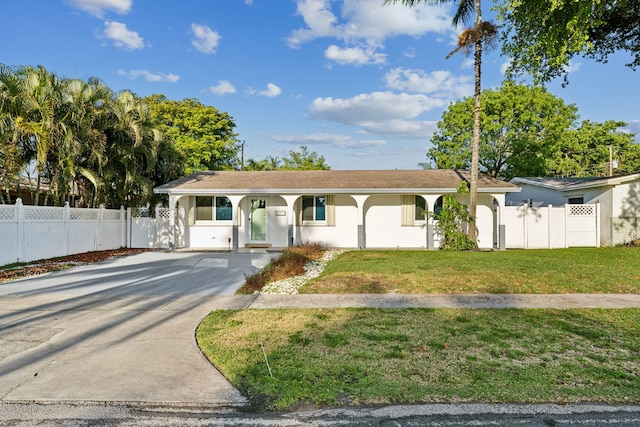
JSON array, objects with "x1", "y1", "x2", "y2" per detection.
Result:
[{"x1": 384, "y1": 0, "x2": 497, "y2": 244}]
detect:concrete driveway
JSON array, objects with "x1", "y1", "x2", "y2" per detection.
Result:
[{"x1": 0, "y1": 250, "x2": 274, "y2": 406}]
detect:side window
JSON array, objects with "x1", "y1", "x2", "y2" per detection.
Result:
[
  {"x1": 195, "y1": 196, "x2": 232, "y2": 221},
  {"x1": 195, "y1": 197, "x2": 213, "y2": 221},
  {"x1": 415, "y1": 196, "x2": 426, "y2": 221},
  {"x1": 568, "y1": 197, "x2": 584, "y2": 204},
  {"x1": 433, "y1": 196, "x2": 444, "y2": 219},
  {"x1": 216, "y1": 197, "x2": 232, "y2": 220},
  {"x1": 302, "y1": 195, "x2": 326, "y2": 222}
]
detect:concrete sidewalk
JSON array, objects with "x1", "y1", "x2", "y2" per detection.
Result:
[{"x1": 211, "y1": 293, "x2": 640, "y2": 310}]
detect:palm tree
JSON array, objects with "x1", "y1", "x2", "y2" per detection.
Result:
[{"x1": 384, "y1": 0, "x2": 497, "y2": 244}]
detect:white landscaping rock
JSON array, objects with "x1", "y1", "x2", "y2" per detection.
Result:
[{"x1": 259, "y1": 250, "x2": 345, "y2": 295}]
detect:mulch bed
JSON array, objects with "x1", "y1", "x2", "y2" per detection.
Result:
[{"x1": 0, "y1": 248, "x2": 152, "y2": 283}]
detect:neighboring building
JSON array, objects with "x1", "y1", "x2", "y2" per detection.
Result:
[
  {"x1": 508, "y1": 174, "x2": 640, "y2": 246},
  {"x1": 154, "y1": 169, "x2": 520, "y2": 251}
]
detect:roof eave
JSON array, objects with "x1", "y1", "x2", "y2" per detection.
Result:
[{"x1": 155, "y1": 187, "x2": 519, "y2": 196}]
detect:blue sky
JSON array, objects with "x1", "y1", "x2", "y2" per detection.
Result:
[{"x1": 3, "y1": 0, "x2": 639, "y2": 170}]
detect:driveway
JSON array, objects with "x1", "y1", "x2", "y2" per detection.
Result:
[{"x1": 0, "y1": 250, "x2": 274, "y2": 406}]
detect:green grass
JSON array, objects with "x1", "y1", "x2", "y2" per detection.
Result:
[
  {"x1": 301, "y1": 247, "x2": 640, "y2": 294},
  {"x1": 197, "y1": 308, "x2": 640, "y2": 410}
]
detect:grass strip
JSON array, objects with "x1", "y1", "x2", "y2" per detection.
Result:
[
  {"x1": 303, "y1": 247, "x2": 640, "y2": 294},
  {"x1": 197, "y1": 308, "x2": 640, "y2": 410}
]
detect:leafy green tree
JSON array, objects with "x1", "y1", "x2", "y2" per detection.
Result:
[
  {"x1": 547, "y1": 120, "x2": 639, "y2": 177},
  {"x1": 0, "y1": 64, "x2": 185, "y2": 207},
  {"x1": 498, "y1": 0, "x2": 640, "y2": 83},
  {"x1": 280, "y1": 146, "x2": 330, "y2": 170},
  {"x1": 243, "y1": 156, "x2": 281, "y2": 171},
  {"x1": 428, "y1": 82, "x2": 578, "y2": 179},
  {"x1": 385, "y1": 0, "x2": 498, "y2": 244},
  {"x1": 144, "y1": 95, "x2": 239, "y2": 174}
]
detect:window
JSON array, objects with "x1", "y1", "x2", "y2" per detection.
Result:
[
  {"x1": 568, "y1": 197, "x2": 584, "y2": 204},
  {"x1": 302, "y1": 196, "x2": 326, "y2": 222},
  {"x1": 415, "y1": 196, "x2": 426, "y2": 221},
  {"x1": 195, "y1": 196, "x2": 232, "y2": 221}
]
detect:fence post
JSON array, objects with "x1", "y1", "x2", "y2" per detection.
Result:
[
  {"x1": 120, "y1": 206, "x2": 126, "y2": 248},
  {"x1": 596, "y1": 202, "x2": 601, "y2": 247},
  {"x1": 63, "y1": 202, "x2": 71, "y2": 256},
  {"x1": 16, "y1": 199, "x2": 24, "y2": 263},
  {"x1": 564, "y1": 204, "x2": 569, "y2": 248},
  {"x1": 523, "y1": 203, "x2": 528, "y2": 249},
  {"x1": 96, "y1": 204, "x2": 104, "y2": 251},
  {"x1": 547, "y1": 205, "x2": 552, "y2": 249},
  {"x1": 127, "y1": 207, "x2": 132, "y2": 248}
]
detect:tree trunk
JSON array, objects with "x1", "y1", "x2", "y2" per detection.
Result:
[{"x1": 469, "y1": 38, "x2": 482, "y2": 245}]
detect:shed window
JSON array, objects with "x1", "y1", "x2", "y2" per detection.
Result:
[
  {"x1": 568, "y1": 197, "x2": 584, "y2": 204},
  {"x1": 195, "y1": 196, "x2": 232, "y2": 221}
]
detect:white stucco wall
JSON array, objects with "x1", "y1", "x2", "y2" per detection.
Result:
[
  {"x1": 364, "y1": 195, "x2": 428, "y2": 249},
  {"x1": 507, "y1": 184, "x2": 565, "y2": 206},
  {"x1": 612, "y1": 182, "x2": 640, "y2": 244},
  {"x1": 297, "y1": 195, "x2": 358, "y2": 248}
]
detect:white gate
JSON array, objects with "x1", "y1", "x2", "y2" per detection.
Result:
[
  {"x1": 128, "y1": 207, "x2": 172, "y2": 249},
  {"x1": 566, "y1": 204, "x2": 599, "y2": 247}
]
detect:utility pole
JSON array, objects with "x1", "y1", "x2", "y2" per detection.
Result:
[
  {"x1": 609, "y1": 145, "x2": 613, "y2": 176},
  {"x1": 241, "y1": 140, "x2": 245, "y2": 171}
]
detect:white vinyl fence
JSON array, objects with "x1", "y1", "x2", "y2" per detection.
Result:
[
  {"x1": 1, "y1": 200, "x2": 601, "y2": 266},
  {"x1": 503, "y1": 204, "x2": 600, "y2": 249},
  {"x1": 0, "y1": 199, "x2": 127, "y2": 266}
]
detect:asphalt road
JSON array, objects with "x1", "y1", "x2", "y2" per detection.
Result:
[{"x1": 1, "y1": 402, "x2": 640, "y2": 426}]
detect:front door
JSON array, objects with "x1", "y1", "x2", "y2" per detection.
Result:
[{"x1": 250, "y1": 199, "x2": 266, "y2": 241}]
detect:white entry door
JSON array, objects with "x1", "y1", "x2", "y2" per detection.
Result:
[{"x1": 250, "y1": 199, "x2": 267, "y2": 241}]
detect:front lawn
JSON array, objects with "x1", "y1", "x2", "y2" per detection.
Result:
[
  {"x1": 197, "y1": 308, "x2": 640, "y2": 410},
  {"x1": 302, "y1": 247, "x2": 640, "y2": 294}
]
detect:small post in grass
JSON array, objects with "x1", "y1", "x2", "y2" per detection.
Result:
[{"x1": 260, "y1": 342, "x2": 273, "y2": 378}]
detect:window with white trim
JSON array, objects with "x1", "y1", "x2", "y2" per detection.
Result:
[
  {"x1": 195, "y1": 196, "x2": 232, "y2": 221},
  {"x1": 302, "y1": 195, "x2": 326, "y2": 222}
]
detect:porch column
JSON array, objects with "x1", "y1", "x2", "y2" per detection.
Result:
[
  {"x1": 423, "y1": 195, "x2": 440, "y2": 250},
  {"x1": 491, "y1": 193, "x2": 506, "y2": 250},
  {"x1": 352, "y1": 195, "x2": 369, "y2": 249},
  {"x1": 227, "y1": 195, "x2": 244, "y2": 251},
  {"x1": 168, "y1": 195, "x2": 177, "y2": 250},
  {"x1": 282, "y1": 195, "x2": 301, "y2": 247}
]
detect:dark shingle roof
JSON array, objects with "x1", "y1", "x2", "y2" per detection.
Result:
[{"x1": 155, "y1": 170, "x2": 519, "y2": 194}]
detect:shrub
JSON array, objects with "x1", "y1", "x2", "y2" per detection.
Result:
[{"x1": 237, "y1": 242, "x2": 325, "y2": 294}]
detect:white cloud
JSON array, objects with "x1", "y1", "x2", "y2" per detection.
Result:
[
  {"x1": 271, "y1": 133, "x2": 386, "y2": 149},
  {"x1": 384, "y1": 68, "x2": 473, "y2": 99},
  {"x1": 325, "y1": 45, "x2": 386, "y2": 65},
  {"x1": 499, "y1": 59, "x2": 511, "y2": 75},
  {"x1": 287, "y1": 0, "x2": 451, "y2": 48},
  {"x1": 209, "y1": 80, "x2": 237, "y2": 95},
  {"x1": 309, "y1": 91, "x2": 445, "y2": 138},
  {"x1": 117, "y1": 69, "x2": 180, "y2": 83},
  {"x1": 259, "y1": 83, "x2": 282, "y2": 98},
  {"x1": 287, "y1": 0, "x2": 341, "y2": 47},
  {"x1": 462, "y1": 58, "x2": 475, "y2": 70},
  {"x1": 102, "y1": 21, "x2": 144, "y2": 50},
  {"x1": 191, "y1": 23, "x2": 221, "y2": 54},
  {"x1": 625, "y1": 120, "x2": 640, "y2": 143},
  {"x1": 564, "y1": 60, "x2": 582, "y2": 74},
  {"x1": 66, "y1": 0, "x2": 131, "y2": 18}
]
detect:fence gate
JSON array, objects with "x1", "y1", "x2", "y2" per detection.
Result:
[
  {"x1": 128, "y1": 206, "x2": 172, "y2": 249},
  {"x1": 566, "y1": 204, "x2": 599, "y2": 247}
]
